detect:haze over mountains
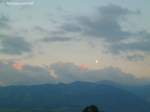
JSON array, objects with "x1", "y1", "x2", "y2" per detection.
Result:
[{"x1": 0, "y1": 81, "x2": 150, "y2": 112}]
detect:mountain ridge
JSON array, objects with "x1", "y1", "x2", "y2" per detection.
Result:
[{"x1": 0, "y1": 81, "x2": 150, "y2": 112}]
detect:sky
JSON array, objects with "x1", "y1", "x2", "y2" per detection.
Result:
[{"x1": 0, "y1": 0, "x2": 150, "y2": 86}]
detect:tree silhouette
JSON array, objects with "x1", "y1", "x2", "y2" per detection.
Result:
[{"x1": 82, "y1": 105, "x2": 104, "y2": 112}]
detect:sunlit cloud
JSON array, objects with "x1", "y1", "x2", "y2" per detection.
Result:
[
  {"x1": 44, "y1": 64, "x2": 59, "y2": 79},
  {"x1": 48, "y1": 68, "x2": 59, "y2": 79},
  {"x1": 12, "y1": 62, "x2": 24, "y2": 70},
  {"x1": 80, "y1": 64, "x2": 89, "y2": 71}
]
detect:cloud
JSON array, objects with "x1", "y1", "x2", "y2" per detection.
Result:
[
  {"x1": 61, "y1": 22, "x2": 82, "y2": 33},
  {"x1": 0, "y1": 36, "x2": 32, "y2": 55},
  {"x1": 33, "y1": 26, "x2": 77, "y2": 43},
  {"x1": 0, "y1": 61, "x2": 149, "y2": 86},
  {"x1": 0, "y1": 60, "x2": 56, "y2": 86},
  {"x1": 0, "y1": 15, "x2": 10, "y2": 29},
  {"x1": 0, "y1": 15, "x2": 32, "y2": 55},
  {"x1": 34, "y1": 26, "x2": 50, "y2": 34},
  {"x1": 126, "y1": 54, "x2": 144, "y2": 61},
  {"x1": 62, "y1": 4, "x2": 134, "y2": 42},
  {"x1": 109, "y1": 31, "x2": 150, "y2": 54},
  {"x1": 61, "y1": 4, "x2": 150, "y2": 55},
  {"x1": 42, "y1": 36, "x2": 73, "y2": 43},
  {"x1": 50, "y1": 62, "x2": 147, "y2": 85}
]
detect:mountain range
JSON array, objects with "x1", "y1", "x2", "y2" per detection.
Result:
[{"x1": 0, "y1": 81, "x2": 150, "y2": 112}]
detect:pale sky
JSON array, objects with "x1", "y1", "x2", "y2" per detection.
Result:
[{"x1": 0, "y1": 0, "x2": 150, "y2": 85}]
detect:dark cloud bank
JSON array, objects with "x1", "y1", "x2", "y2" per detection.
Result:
[
  {"x1": 0, "y1": 15, "x2": 10, "y2": 29},
  {"x1": 0, "y1": 15, "x2": 32, "y2": 55},
  {"x1": 61, "y1": 4, "x2": 150, "y2": 55},
  {"x1": 0, "y1": 36, "x2": 32, "y2": 55}
]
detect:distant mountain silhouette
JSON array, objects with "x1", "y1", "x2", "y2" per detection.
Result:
[
  {"x1": 0, "y1": 81, "x2": 150, "y2": 112},
  {"x1": 128, "y1": 84, "x2": 150, "y2": 103}
]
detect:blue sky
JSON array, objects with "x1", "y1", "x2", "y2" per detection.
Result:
[{"x1": 0, "y1": 0, "x2": 150, "y2": 85}]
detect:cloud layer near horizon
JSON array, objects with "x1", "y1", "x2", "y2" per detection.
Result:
[
  {"x1": 0, "y1": 61, "x2": 149, "y2": 86},
  {"x1": 0, "y1": 61, "x2": 56, "y2": 86}
]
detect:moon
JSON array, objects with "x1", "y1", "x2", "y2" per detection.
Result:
[{"x1": 96, "y1": 59, "x2": 99, "y2": 64}]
